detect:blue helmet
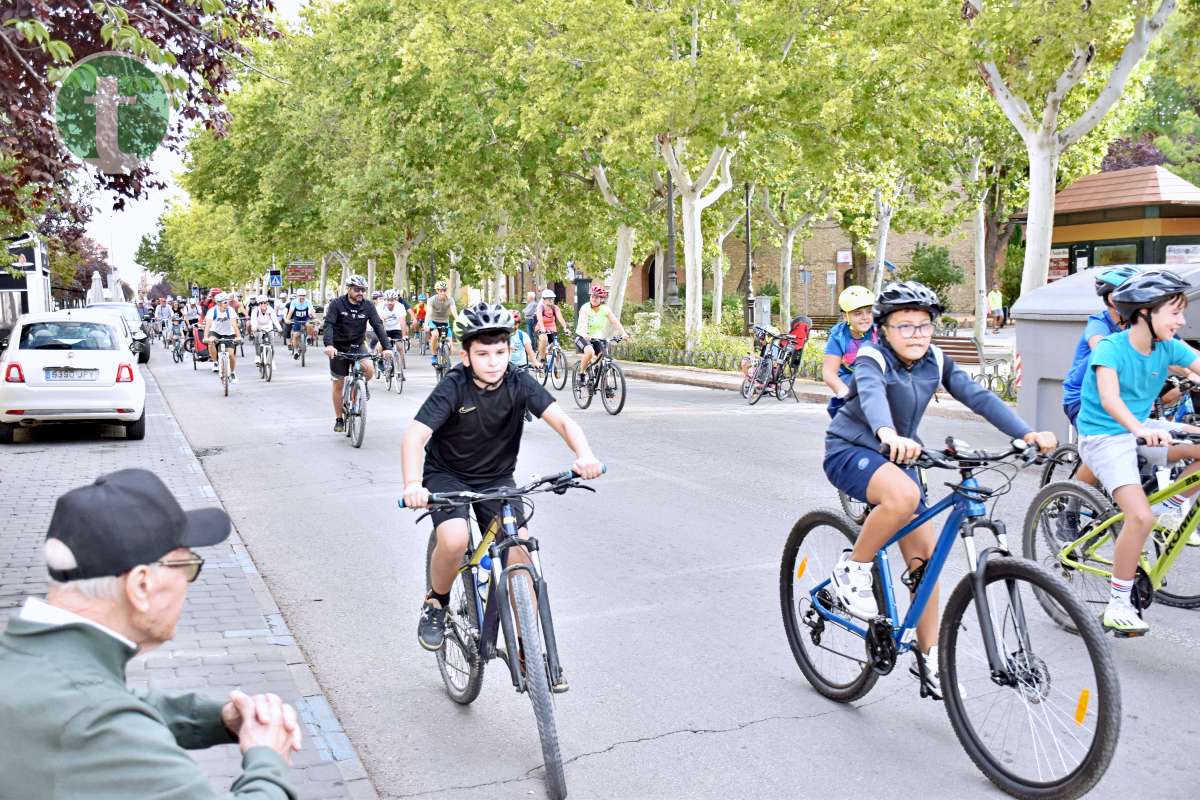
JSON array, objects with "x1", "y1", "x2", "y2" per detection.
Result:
[
  {"x1": 417, "y1": 293, "x2": 427, "y2": 301},
  {"x1": 1095, "y1": 265, "x2": 1139, "y2": 298}
]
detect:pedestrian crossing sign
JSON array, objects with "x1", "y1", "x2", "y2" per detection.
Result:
[{"x1": 269, "y1": 273, "x2": 283, "y2": 287}]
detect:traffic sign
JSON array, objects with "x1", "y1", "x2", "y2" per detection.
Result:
[
  {"x1": 286, "y1": 265, "x2": 315, "y2": 281},
  {"x1": 269, "y1": 272, "x2": 283, "y2": 288}
]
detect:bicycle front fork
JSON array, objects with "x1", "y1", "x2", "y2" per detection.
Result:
[{"x1": 960, "y1": 519, "x2": 1030, "y2": 684}]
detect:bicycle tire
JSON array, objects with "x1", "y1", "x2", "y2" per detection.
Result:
[
  {"x1": 571, "y1": 363, "x2": 592, "y2": 409},
  {"x1": 837, "y1": 490, "x2": 870, "y2": 526},
  {"x1": 351, "y1": 381, "x2": 366, "y2": 448},
  {"x1": 300, "y1": 341, "x2": 306, "y2": 368},
  {"x1": 221, "y1": 354, "x2": 229, "y2": 397},
  {"x1": 511, "y1": 573, "x2": 567, "y2": 800},
  {"x1": 396, "y1": 362, "x2": 405, "y2": 394},
  {"x1": 264, "y1": 348, "x2": 273, "y2": 382},
  {"x1": 601, "y1": 362, "x2": 626, "y2": 415},
  {"x1": 779, "y1": 509, "x2": 882, "y2": 702},
  {"x1": 540, "y1": 354, "x2": 551, "y2": 386},
  {"x1": 424, "y1": 531, "x2": 484, "y2": 704},
  {"x1": 739, "y1": 376, "x2": 752, "y2": 399},
  {"x1": 1039, "y1": 444, "x2": 1081, "y2": 487},
  {"x1": 1022, "y1": 479, "x2": 1116, "y2": 633},
  {"x1": 747, "y1": 358, "x2": 771, "y2": 406},
  {"x1": 940, "y1": 556, "x2": 1119, "y2": 800},
  {"x1": 551, "y1": 348, "x2": 568, "y2": 391}
]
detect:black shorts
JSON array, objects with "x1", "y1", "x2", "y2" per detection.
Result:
[
  {"x1": 328, "y1": 350, "x2": 370, "y2": 378},
  {"x1": 540, "y1": 330, "x2": 559, "y2": 345},
  {"x1": 424, "y1": 471, "x2": 528, "y2": 531},
  {"x1": 574, "y1": 336, "x2": 606, "y2": 355}
]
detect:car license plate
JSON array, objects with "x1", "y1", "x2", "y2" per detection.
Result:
[{"x1": 44, "y1": 368, "x2": 98, "y2": 382}]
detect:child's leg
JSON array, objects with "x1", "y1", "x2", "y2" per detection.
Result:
[
  {"x1": 1165, "y1": 443, "x2": 1200, "y2": 498},
  {"x1": 850, "y1": 464, "x2": 923, "y2": 563},
  {"x1": 897, "y1": 521, "x2": 939, "y2": 651},
  {"x1": 1110, "y1": 484, "x2": 1153, "y2": 582},
  {"x1": 429, "y1": 518, "x2": 469, "y2": 596}
]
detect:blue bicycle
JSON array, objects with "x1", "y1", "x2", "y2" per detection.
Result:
[{"x1": 780, "y1": 439, "x2": 1119, "y2": 799}]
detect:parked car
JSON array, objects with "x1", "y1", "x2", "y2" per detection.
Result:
[
  {"x1": 0, "y1": 308, "x2": 148, "y2": 444},
  {"x1": 87, "y1": 301, "x2": 152, "y2": 363}
]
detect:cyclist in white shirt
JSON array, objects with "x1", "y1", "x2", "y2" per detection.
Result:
[
  {"x1": 250, "y1": 295, "x2": 281, "y2": 366},
  {"x1": 370, "y1": 290, "x2": 410, "y2": 365},
  {"x1": 202, "y1": 293, "x2": 243, "y2": 381}
]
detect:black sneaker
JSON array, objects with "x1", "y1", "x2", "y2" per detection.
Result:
[
  {"x1": 293, "y1": 351, "x2": 299, "y2": 360},
  {"x1": 417, "y1": 599, "x2": 447, "y2": 651},
  {"x1": 334, "y1": 417, "x2": 346, "y2": 433}
]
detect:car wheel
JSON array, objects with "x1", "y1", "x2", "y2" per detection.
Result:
[
  {"x1": 125, "y1": 411, "x2": 146, "y2": 441},
  {"x1": 0, "y1": 423, "x2": 13, "y2": 445}
]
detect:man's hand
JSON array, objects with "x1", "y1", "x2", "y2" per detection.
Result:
[
  {"x1": 403, "y1": 480, "x2": 430, "y2": 509},
  {"x1": 572, "y1": 452, "x2": 604, "y2": 480},
  {"x1": 324, "y1": 345, "x2": 336, "y2": 358},
  {"x1": 223, "y1": 690, "x2": 302, "y2": 763},
  {"x1": 1023, "y1": 431, "x2": 1058, "y2": 454},
  {"x1": 1133, "y1": 426, "x2": 1172, "y2": 448}
]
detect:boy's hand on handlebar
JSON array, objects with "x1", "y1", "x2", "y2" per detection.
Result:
[
  {"x1": 323, "y1": 345, "x2": 336, "y2": 358},
  {"x1": 879, "y1": 430, "x2": 922, "y2": 463},
  {"x1": 1022, "y1": 430, "x2": 1058, "y2": 454},
  {"x1": 572, "y1": 453, "x2": 604, "y2": 479},
  {"x1": 1134, "y1": 426, "x2": 1172, "y2": 448},
  {"x1": 402, "y1": 482, "x2": 430, "y2": 509}
]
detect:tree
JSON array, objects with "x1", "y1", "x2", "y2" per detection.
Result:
[
  {"x1": 896, "y1": 244, "x2": 965, "y2": 311},
  {"x1": 963, "y1": 0, "x2": 1184, "y2": 295}
]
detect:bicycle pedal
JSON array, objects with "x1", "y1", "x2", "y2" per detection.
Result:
[{"x1": 551, "y1": 677, "x2": 570, "y2": 694}]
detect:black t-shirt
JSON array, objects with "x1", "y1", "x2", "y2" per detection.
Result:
[{"x1": 416, "y1": 364, "x2": 555, "y2": 482}]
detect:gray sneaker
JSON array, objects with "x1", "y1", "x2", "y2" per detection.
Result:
[{"x1": 417, "y1": 599, "x2": 447, "y2": 651}]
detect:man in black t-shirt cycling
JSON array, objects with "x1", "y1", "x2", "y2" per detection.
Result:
[
  {"x1": 401, "y1": 302, "x2": 603, "y2": 674},
  {"x1": 322, "y1": 275, "x2": 392, "y2": 433}
]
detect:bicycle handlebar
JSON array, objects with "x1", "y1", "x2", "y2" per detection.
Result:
[
  {"x1": 1135, "y1": 430, "x2": 1200, "y2": 446},
  {"x1": 878, "y1": 437, "x2": 1037, "y2": 470},
  {"x1": 398, "y1": 465, "x2": 606, "y2": 509}
]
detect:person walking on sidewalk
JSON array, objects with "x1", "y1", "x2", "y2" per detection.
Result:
[{"x1": 0, "y1": 469, "x2": 303, "y2": 799}]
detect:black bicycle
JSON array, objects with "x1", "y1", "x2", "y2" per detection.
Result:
[
  {"x1": 400, "y1": 468, "x2": 604, "y2": 800},
  {"x1": 335, "y1": 350, "x2": 369, "y2": 448},
  {"x1": 571, "y1": 336, "x2": 626, "y2": 415}
]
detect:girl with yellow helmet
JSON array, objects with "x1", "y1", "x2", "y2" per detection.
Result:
[{"x1": 822, "y1": 285, "x2": 878, "y2": 418}]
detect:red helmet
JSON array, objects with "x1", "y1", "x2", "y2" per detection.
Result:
[{"x1": 589, "y1": 285, "x2": 609, "y2": 299}]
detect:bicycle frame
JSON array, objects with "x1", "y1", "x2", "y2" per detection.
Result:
[
  {"x1": 1056, "y1": 468, "x2": 1200, "y2": 589},
  {"x1": 809, "y1": 475, "x2": 1024, "y2": 677},
  {"x1": 458, "y1": 501, "x2": 562, "y2": 693}
]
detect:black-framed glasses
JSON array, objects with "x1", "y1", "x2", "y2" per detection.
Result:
[
  {"x1": 154, "y1": 553, "x2": 205, "y2": 583},
  {"x1": 886, "y1": 322, "x2": 934, "y2": 339}
]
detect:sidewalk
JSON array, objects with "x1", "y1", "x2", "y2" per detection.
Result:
[
  {"x1": 616, "y1": 361, "x2": 986, "y2": 422},
  {"x1": 0, "y1": 369, "x2": 376, "y2": 800}
]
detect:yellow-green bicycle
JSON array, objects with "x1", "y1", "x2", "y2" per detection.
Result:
[{"x1": 1024, "y1": 461, "x2": 1200, "y2": 634}]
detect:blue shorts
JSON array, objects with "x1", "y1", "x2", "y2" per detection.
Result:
[
  {"x1": 823, "y1": 445, "x2": 926, "y2": 512},
  {"x1": 291, "y1": 321, "x2": 308, "y2": 333}
]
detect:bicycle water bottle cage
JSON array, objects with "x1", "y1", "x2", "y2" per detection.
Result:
[
  {"x1": 865, "y1": 617, "x2": 896, "y2": 676},
  {"x1": 900, "y1": 558, "x2": 928, "y2": 594}
]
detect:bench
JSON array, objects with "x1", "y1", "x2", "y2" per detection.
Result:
[
  {"x1": 933, "y1": 334, "x2": 1007, "y2": 375},
  {"x1": 808, "y1": 315, "x2": 840, "y2": 331}
]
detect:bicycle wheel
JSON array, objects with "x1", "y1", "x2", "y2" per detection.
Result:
[
  {"x1": 384, "y1": 361, "x2": 394, "y2": 392},
  {"x1": 600, "y1": 362, "x2": 626, "y2": 415},
  {"x1": 350, "y1": 381, "x2": 366, "y2": 448},
  {"x1": 1040, "y1": 445, "x2": 1082, "y2": 487},
  {"x1": 940, "y1": 557, "x2": 1119, "y2": 799},
  {"x1": 221, "y1": 355, "x2": 229, "y2": 397},
  {"x1": 740, "y1": 375, "x2": 752, "y2": 399},
  {"x1": 264, "y1": 347, "x2": 273, "y2": 382},
  {"x1": 571, "y1": 364, "x2": 592, "y2": 409},
  {"x1": 1023, "y1": 480, "x2": 1117, "y2": 632},
  {"x1": 510, "y1": 572, "x2": 567, "y2": 800},
  {"x1": 779, "y1": 509, "x2": 882, "y2": 702},
  {"x1": 424, "y1": 531, "x2": 484, "y2": 704},
  {"x1": 747, "y1": 359, "x2": 771, "y2": 406},
  {"x1": 540, "y1": 353, "x2": 551, "y2": 386},
  {"x1": 837, "y1": 490, "x2": 870, "y2": 526},
  {"x1": 300, "y1": 340, "x2": 306, "y2": 368},
  {"x1": 551, "y1": 348, "x2": 568, "y2": 390},
  {"x1": 396, "y1": 360, "x2": 405, "y2": 394}
]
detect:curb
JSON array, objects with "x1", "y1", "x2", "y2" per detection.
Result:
[
  {"x1": 616, "y1": 361, "x2": 984, "y2": 423},
  {"x1": 144, "y1": 367, "x2": 379, "y2": 800}
]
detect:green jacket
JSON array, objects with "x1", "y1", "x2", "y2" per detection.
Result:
[{"x1": 0, "y1": 615, "x2": 297, "y2": 800}]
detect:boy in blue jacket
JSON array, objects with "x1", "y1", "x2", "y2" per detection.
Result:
[{"x1": 824, "y1": 281, "x2": 1056, "y2": 697}]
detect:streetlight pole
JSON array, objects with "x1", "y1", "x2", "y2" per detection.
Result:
[
  {"x1": 665, "y1": 171, "x2": 680, "y2": 308},
  {"x1": 744, "y1": 181, "x2": 753, "y2": 331}
]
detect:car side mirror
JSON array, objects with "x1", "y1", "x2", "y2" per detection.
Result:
[{"x1": 130, "y1": 340, "x2": 147, "y2": 354}]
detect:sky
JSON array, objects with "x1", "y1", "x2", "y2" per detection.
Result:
[{"x1": 85, "y1": 0, "x2": 308, "y2": 287}]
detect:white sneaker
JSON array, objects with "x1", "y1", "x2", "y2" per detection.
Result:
[
  {"x1": 1188, "y1": 531, "x2": 1200, "y2": 547},
  {"x1": 830, "y1": 556, "x2": 877, "y2": 619},
  {"x1": 1102, "y1": 598, "x2": 1149, "y2": 636},
  {"x1": 909, "y1": 645, "x2": 943, "y2": 700}
]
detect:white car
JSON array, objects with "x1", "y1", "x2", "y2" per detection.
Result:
[{"x1": 0, "y1": 308, "x2": 148, "y2": 444}]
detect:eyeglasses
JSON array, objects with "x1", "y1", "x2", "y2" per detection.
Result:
[
  {"x1": 886, "y1": 322, "x2": 935, "y2": 339},
  {"x1": 153, "y1": 553, "x2": 205, "y2": 583}
]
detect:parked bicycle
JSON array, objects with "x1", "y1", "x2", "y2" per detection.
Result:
[
  {"x1": 400, "y1": 467, "x2": 604, "y2": 800},
  {"x1": 741, "y1": 327, "x2": 800, "y2": 405},
  {"x1": 335, "y1": 350, "x2": 369, "y2": 448},
  {"x1": 571, "y1": 337, "x2": 625, "y2": 415},
  {"x1": 781, "y1": 438, "x2": 1119, "y2": 799}
]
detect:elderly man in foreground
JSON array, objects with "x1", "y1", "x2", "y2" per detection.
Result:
[{"x1": 0, "y1": 469, "x2": 302, "y2": 799}]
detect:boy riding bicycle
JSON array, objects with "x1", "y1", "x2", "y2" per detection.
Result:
[
  {"x1": 823, "y1": 281, "x2": 1055, "y2": 696},
  {"x1": 1075, "y1": 270, "x2": 1200, "y2": 636},
  {"x1": 400, "y1": 303, "x2": 602, "y2": 682}
]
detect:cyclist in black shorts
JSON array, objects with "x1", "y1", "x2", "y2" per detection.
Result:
[{"x1": 322, "y1": 275, "x2": 391, "y2": 433}]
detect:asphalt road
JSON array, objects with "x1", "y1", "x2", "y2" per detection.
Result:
[{"x1": 149, "y1": 341, "x2": 1200, "y2": 800}]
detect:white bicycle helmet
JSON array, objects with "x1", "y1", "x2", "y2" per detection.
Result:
[
  {"x1": 541, "y1": 289, "x2": 556, "y2": 299},
  {"x1": 215, "y1": 292, "x2": 229, "y2": 303}
]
